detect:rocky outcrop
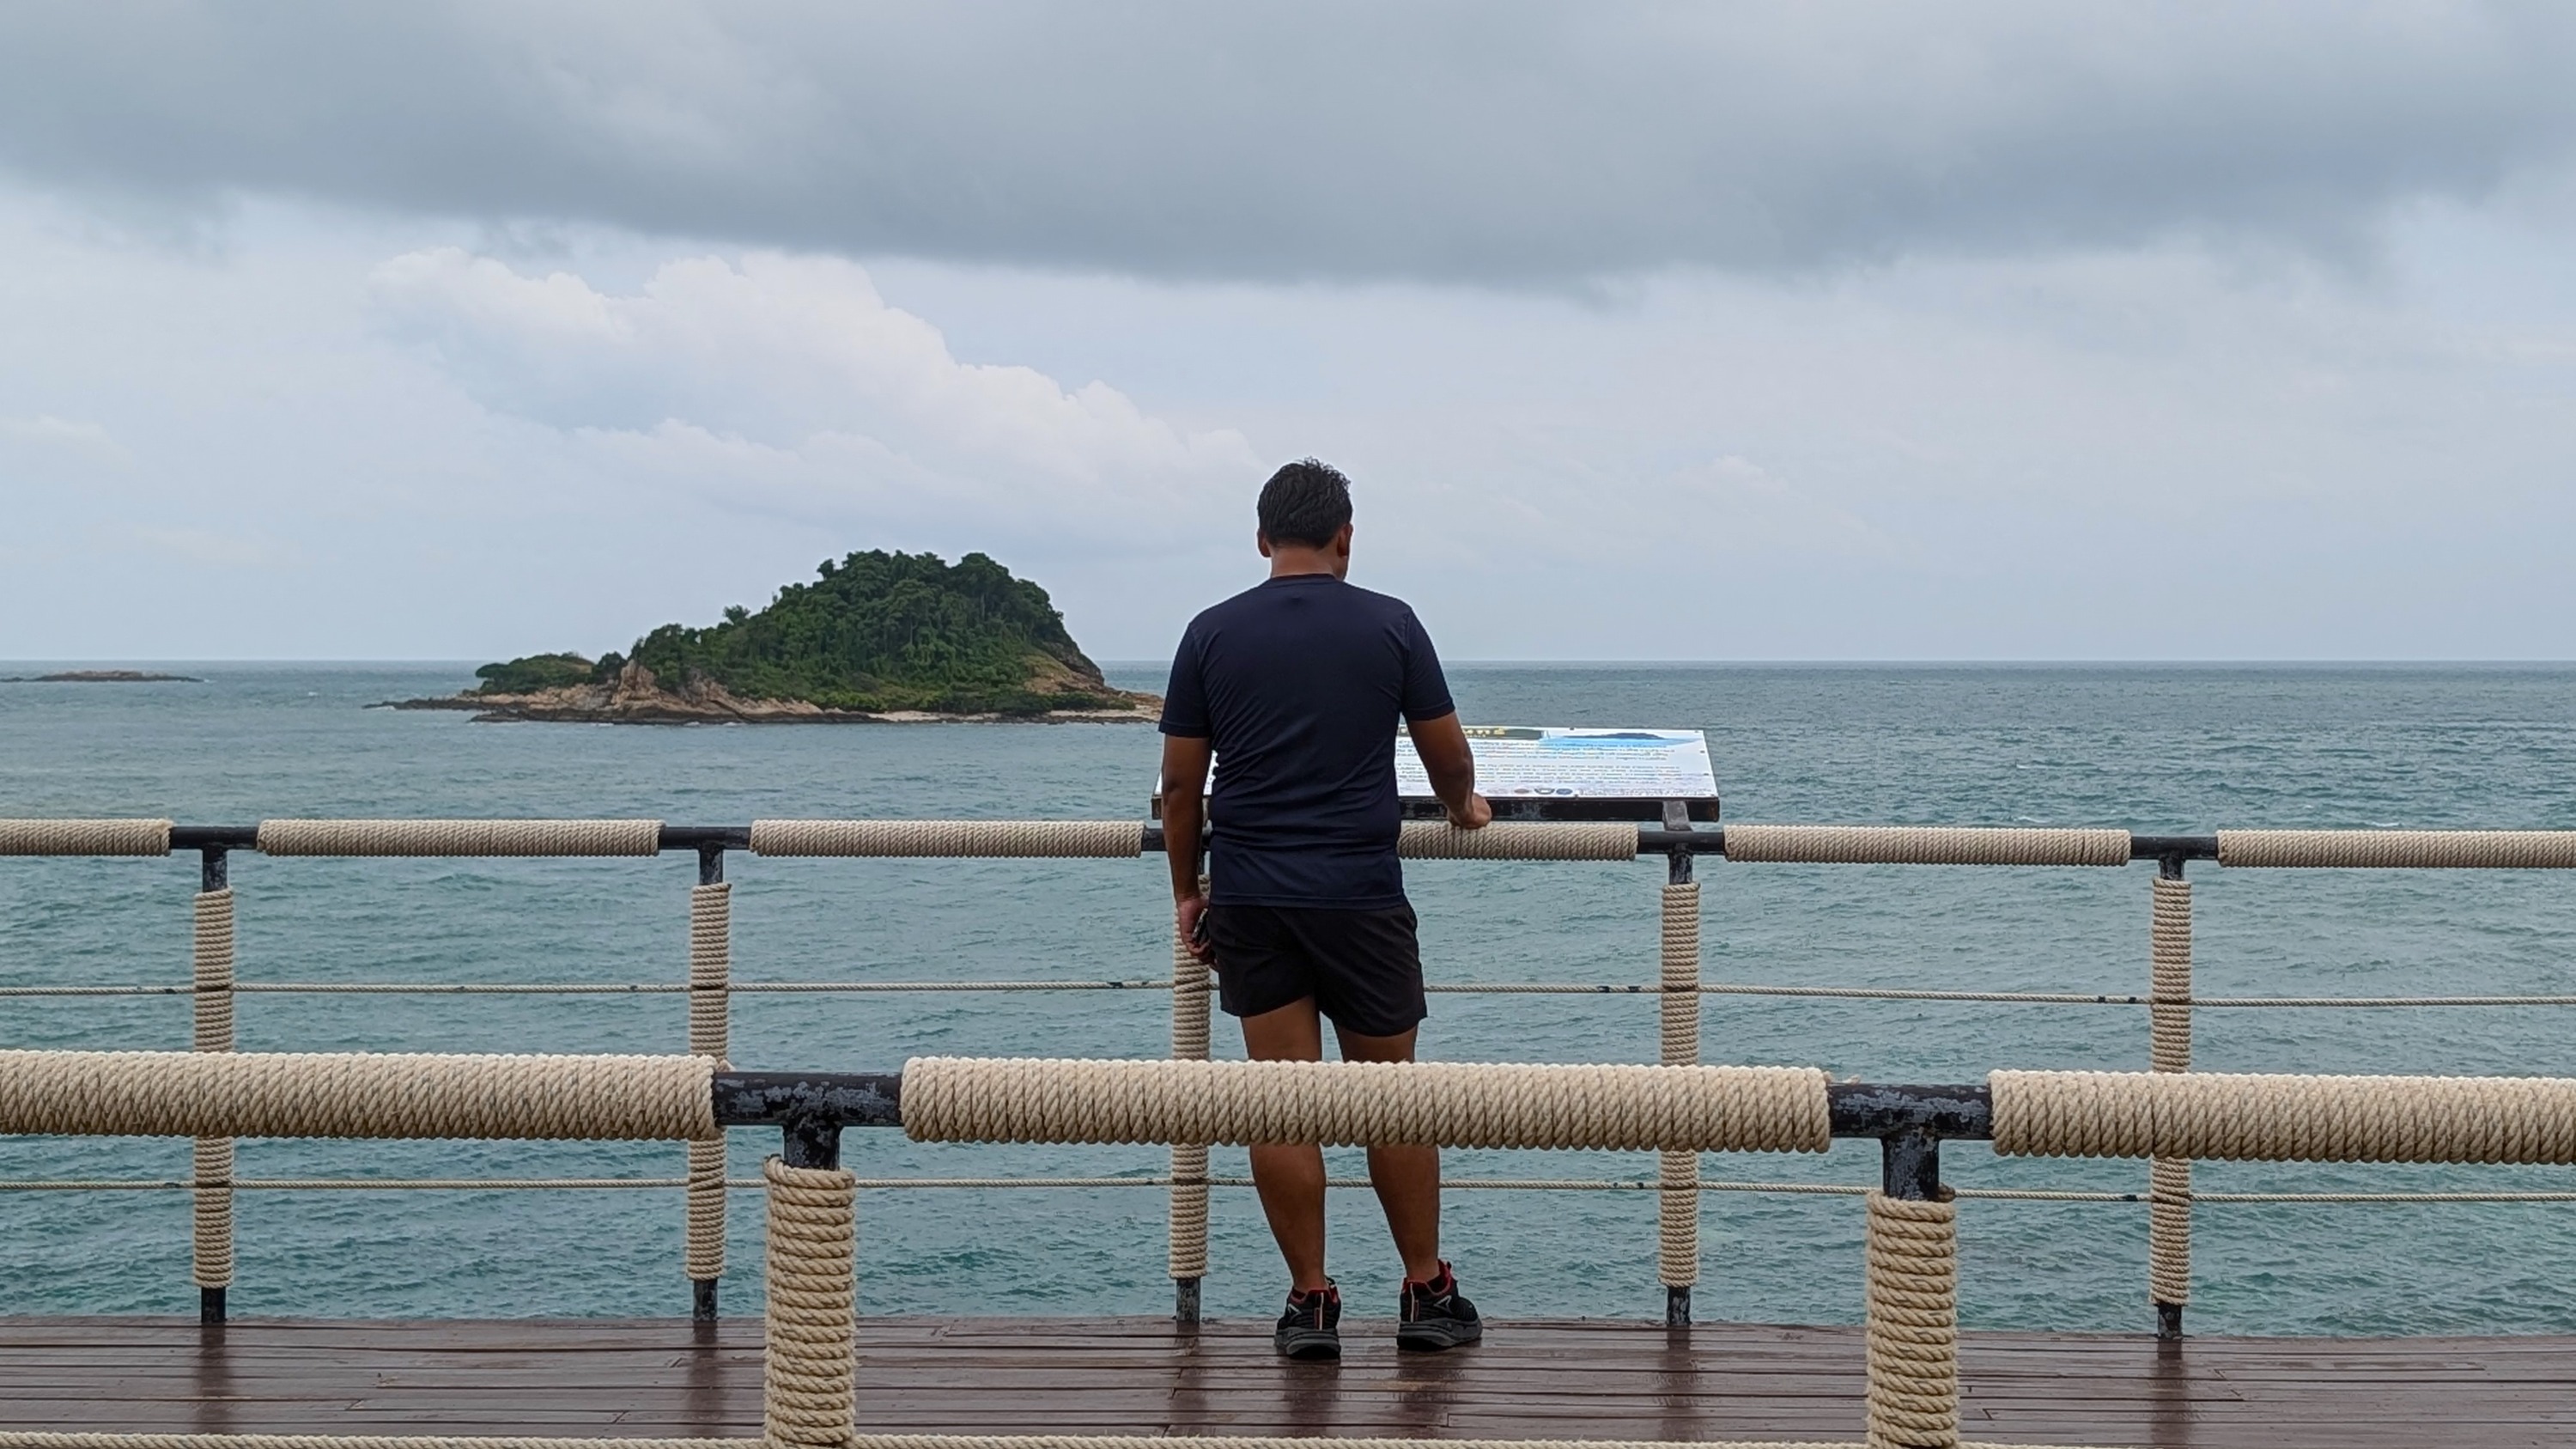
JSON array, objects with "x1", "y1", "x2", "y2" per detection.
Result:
[{"x1": 386, "y1": 661, "x2": 1159, "y2": 725}]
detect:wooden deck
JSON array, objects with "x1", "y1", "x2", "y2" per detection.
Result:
[{"x1": 2, "y1": 1316, "x2": 2572, "y2": 1447}]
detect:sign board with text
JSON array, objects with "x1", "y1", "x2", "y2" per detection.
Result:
[
  {"x1": 1156, "y1": 726, "x2": 1718, "y2": 822},
  {"x1": 1395, "y1": 727, "x2": 1717, "y2": 821}
]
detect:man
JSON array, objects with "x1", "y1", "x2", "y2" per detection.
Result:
[{"x1": 1158, "y1": 459, "x2": 1492, "y2": 1361}]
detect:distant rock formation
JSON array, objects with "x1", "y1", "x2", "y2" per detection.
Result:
[
  {"x1": 388, "y1": 550, "x2": 1159, "y2": 724},
  {"x1": 1, "y1": 670, "x2": 204, "y2": 683}
]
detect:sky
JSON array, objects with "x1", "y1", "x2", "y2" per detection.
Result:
[{"x1": 3, "y1": 3, "x2": 2575, "y2": 662}]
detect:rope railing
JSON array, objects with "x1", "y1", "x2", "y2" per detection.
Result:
[
  {"x1": 27, "y1": 978, "x2": 2576, "y2": 1008},
  {"x1": 7, "y1": 1170, "x2": 2568, "y2": 1204},
  {"x1": 8, "y1": 1050, "x2": 2576, "y2": 1449},
  {"x1": 15, "y1": 819, "x2": 2576, "y2": 863},
  {"x1": 9, "y1": 814, "x2": 2576, "y2": 1337}
]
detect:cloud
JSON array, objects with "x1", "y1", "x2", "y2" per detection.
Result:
[
  {"x1": 0, "y1": 413, "x2": 127, "y2": 462},
  {"x1": 368, "y1": 246, "x2": 1260, "y2": 543},
  {"x1": 3, "y1": 3, "x2": 2573, "y2": 284}
]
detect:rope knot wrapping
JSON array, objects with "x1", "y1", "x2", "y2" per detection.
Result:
[
  {"x1": 254, "y1": 819, "x2": 662, "y2": 856},
  {"x1": 191, "y1": 888, "x2": 237, "y2": 1290},
  {"x1": 1657, "y1": 880, "x2": 1704, "y2": 1288},
  {"x1": 750, "y1": 819, "x2": 1144, "y2": 858},
  {"x1": 686, "y1": 882, "x2": 733, "y2": 1283},
  {"x1": 1166, "y1": 909, "x2": 1212, "y2": 1282},
  {"x1": 1723, "y1": 825, "x2": 2130, "y2": 867},
  {"x1": 0, "y1": 1050, "x2": 719, "y2": 1142},
  {"x1": 2145, "y1": 876, "x2": 2191, "y2": 1308},
  {"x1": 1864, "y1": 1190, "x2": 1959, "y2": 1449},
  {"x1": 0, "y1": 819, "x2": 171, "y2": 855},
  {"x1": 1991, "y1": 1069, "x2": 2576, "y2": 1164},
  {"x1": 901, "y1": 1057, "x2": 1832, "y2": 1153},
  {"x1": 762, "y1": 1156, "x2": 855, "y2": 1449}
]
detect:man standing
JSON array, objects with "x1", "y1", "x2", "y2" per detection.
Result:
[{"x1": 1158, "y1": 459, "x2": 1492, "y2": 1361}]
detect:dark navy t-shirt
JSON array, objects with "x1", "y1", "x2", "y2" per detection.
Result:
[{"x1": 1159, "y1": 575, "x2": 1455, "y2": 909}]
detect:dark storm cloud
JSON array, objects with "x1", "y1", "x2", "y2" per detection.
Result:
[{"x1": 5, "y1": 2, "x2": 2575, "y2": 283}]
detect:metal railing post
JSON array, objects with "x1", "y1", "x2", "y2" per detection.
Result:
[
  {"x1": 688, "y1": 843, "x2": 731, "y2": 1321},
  {"x1": 2149, "y1": 853, "x2": 2192, "y2": 1340},
  {"x1": 191, "y1": 846, "x2": 234, "y2": 1325},
  {"x1": 1657, "y1": 805, "x2": 1701, "y2": 1326}
]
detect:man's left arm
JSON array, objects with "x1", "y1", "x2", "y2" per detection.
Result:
[
  {"x1": 1407, "y1": 711, "x2": 1491, "y2": 830},
  {"x1": 1399, "y1": 608, "x2": 1488, "y2": 829}
]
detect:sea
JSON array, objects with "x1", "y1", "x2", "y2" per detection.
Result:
[{"x1": 4, "y1": 661, "x2": 2576, "y2": 1336}]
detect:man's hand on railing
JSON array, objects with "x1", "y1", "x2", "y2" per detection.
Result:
[{"x1": 1448, "y1": 792, "x2": 1493, "y2": 831}]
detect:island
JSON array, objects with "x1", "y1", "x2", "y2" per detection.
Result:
[
  {"x1": 1, "y1": 670, "x2": 204, "y2": 683},
  {"x1": 388, "y1": 550, "x2": 1160, "y2": 724}
]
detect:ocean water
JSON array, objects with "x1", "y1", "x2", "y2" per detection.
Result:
[{"x1": 4, "y1": 661, "x2": 2576, "y2": 1336}]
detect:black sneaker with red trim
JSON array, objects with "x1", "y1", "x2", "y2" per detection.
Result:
[
  {"x1": 1396, "y1": 1262, "x2": 1482, "y2": 1352},
  {"x1": 1274, "y1": 1281, "x2": 1342, "y2": 1360}
]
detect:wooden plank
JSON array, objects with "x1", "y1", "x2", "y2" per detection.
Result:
[{"x1": 2, "y1": 1317, "x2": 2574, "y2": 1446}]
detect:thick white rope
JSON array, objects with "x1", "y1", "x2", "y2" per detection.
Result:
[
  {"x1": 1992, "y1": 1069, "x2": 2576, "y2": 1164},
  {"x1": 686, "y1": 881, "x2": 731, "y2": 1284},
  {"x1": 37, "y1": 977, "x2": 2576, "y2": 1006},
  {"x1": 750, "y1": 819, "x2": 1143, "y2": 857},
  {"x1": 0, "y1": 1421, "x2": 2052, "y2": 1449},
  {"x1": 1724, "y1": 825, "x2": 2129, "y2": 867},
  {"x1": 13, "y1": 1172, "x2": 2576, "y2": 1203},
  {"x1": 2146, "y1": 877, "x2": 2190, "y2": 1309},
  {"x1": 1864, "y1": 1191, "x2": 1960, "y2": 1449},
  {"x1": 34, "y1": 979, "x2": 2576, "y2": 1004},
  {"x1": 254, "y1": 819, "x2": 661, "y2": 856},
  {"x1": 1658, "y1": 880, "x2": 1701, "y2": 1288},
  {"x1": 1398, "y1": 820, "x2": 1640, "y2": 860},
  {"x1": 762, "y1": 1156, "x2": 855, "y2": 1449},
  {"x1": 901, "y1": 1057, "x2": 1832, "y2": 1152},
  {"x1": 0, "y1": 1050, "x2": 717, "y2": 1141},
  {"x1": 1166, "y1": 901, "x2": 1211, "y2": 1282},
  {"x1": 0, "y1": 819, "x2": 171, "y2": 855},
  {"x1": 2218, "y1": 828, "x2": 2576, "y2": 868},
  {"x1": 191, "y1": 888, "x2": 236, "y2": 1290}
]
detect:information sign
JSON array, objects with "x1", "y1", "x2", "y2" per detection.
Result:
[
  {"x1": 1395, "y1": 727, "x2": 1716, "y2": 808},
  {"x1": 1157, "y1": 726, "x2": 1719, "y2": 822}
]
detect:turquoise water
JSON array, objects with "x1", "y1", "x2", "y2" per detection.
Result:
[{"x1": 4, "y1": 662, "x2": 2576, "y2": 1335}]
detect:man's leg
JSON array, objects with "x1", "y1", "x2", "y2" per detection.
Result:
[
  {"x1": 1334, "y1": 1023, "x2": 1442, "y2": 1282},
  {"x1": 1241, "y1": 996, "x2": 1331, "y2": 1290}
]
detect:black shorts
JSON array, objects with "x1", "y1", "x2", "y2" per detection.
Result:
[{"x1": 1206, "y1": 903, "x2": 1426, "y2": 1038}]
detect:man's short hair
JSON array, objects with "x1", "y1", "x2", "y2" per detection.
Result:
[{"x1": 1257, "y1": 459, "x2": 1355, "y2": 548}]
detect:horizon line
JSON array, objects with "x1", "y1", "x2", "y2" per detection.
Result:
[{"x1": 8, "y1": 657, "x2": 2576, "y2": 669}]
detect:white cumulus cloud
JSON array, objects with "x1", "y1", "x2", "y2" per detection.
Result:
[{"x1": 368, "y1": 247, "x2": 1261, "y2": 547}]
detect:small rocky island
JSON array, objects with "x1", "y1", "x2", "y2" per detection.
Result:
[{"x1": 392, "y1": 550, "x2": 1158, "y2": 724}]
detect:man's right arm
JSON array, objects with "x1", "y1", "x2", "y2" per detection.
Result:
[{"x1": 1406, "y1": 711, "x2": 1492, "y2": 830}]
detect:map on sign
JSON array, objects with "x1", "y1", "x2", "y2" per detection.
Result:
[{"x1": 1394, "y1": 727, "x2": 1716, "y2": 802}]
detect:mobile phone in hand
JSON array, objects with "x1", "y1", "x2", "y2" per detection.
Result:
[{"x1": 1190, "y1": 909, "x2": 1212, "y2": 948}]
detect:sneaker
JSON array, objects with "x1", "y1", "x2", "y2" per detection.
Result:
[
  {"x1": 1274, "y1": 1281, "x2": 1342, "y2": 1360},
  {"x1": 1396, "y1": 1262, "x2": 1483, "y2": 1352}
]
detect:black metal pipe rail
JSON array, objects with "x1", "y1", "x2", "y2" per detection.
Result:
[
  {"x1": 716, "y1": 1067, "x2": 1999, "y2": 1180},
  {"x1": 155, "y1": 823, "x2": 2222, "y2": 861},
  {"x1": 712, "y1": 1069, "x2": 1991, "y2": 1199}
]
